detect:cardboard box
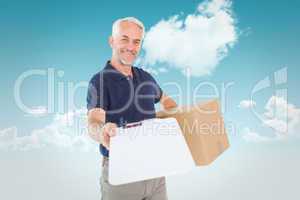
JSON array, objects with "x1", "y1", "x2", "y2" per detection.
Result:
[{"x1": 156, "y1": 99, "x2": 229, "y2": 166}]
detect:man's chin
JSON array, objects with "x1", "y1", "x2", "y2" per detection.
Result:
[{"x1": 120, "y1": 58, "x2": 134, "y2": 66}]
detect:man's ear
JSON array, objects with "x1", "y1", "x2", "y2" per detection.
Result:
[{"x1": 108, "y1": 36, "x2": 113, "y2": 48}]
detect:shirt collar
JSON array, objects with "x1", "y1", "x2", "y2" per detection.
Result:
[{"x1": 104, "y1": 60, "x2": 138, "y2": 81}]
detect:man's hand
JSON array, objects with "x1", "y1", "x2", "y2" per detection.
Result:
[
  {"x1": 100, "y1": 122, "x2": 117, "y2": 150},
  {"x1": 87, "y1": 108, "x2": 117, "y2": 149},
  {"x1": 160, "y1": 93, "x2": 178, "y2": 110}
]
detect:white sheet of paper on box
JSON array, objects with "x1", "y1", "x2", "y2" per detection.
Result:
[{"x1": 109, "y1": 117, "x2": 196, "y2": 185}]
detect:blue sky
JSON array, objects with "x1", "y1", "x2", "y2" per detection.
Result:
[
  {"x1": 1, "y1": 0, "x2": 299, "y2": 141},
  {"x1": 0, "y1": 0, "x2": 300, "y2": 199}
]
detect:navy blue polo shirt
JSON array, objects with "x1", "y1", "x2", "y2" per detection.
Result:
[{"x1": 87, "y1": 61, "x2": 163, "y2": 157}]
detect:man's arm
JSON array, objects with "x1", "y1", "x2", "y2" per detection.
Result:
[
  {"x1": 159, "y1": 93, "x2": 178, "y2": 110},
  {"x1": 87, "y1": 108, "x2": 105, "y2": 142},
  {"x1": 87, "y1": 108, "x2": 116, "y2": 149}
]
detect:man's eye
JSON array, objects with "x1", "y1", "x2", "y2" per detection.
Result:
[{"x1": 121, "y1": 38, "x2": 128, "y2": 42}]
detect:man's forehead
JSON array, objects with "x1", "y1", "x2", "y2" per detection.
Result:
[{"x1": 118, "y1": 21, "x2": 143, "y2": 35}]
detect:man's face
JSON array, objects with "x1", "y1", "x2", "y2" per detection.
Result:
[{"x1": 110, "y1": 21, "x2": 143, "y2": 66}]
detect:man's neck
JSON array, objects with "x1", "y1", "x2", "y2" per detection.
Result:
[{"x1": 110, "y1": 58, "x2": 132, "y2": 77}]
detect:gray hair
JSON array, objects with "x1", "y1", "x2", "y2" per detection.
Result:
[{"x1": 112, "y1": 17, "x2": 145, "y2": 39}]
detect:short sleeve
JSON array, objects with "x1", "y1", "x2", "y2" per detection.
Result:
[
  {"x1": 86, "y1": 74, "x2": 110, "y2": 111},
  {"x1": 144, "y1": 71, "x2": 163, "y2": 104},
  {"x1": 154, "y1": 81, "x2": 163, "y2": 104}
]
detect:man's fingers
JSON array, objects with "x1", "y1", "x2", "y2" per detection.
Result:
[
  {"x1": 106, "y1": 123, "x2": 117, "y2": 137},
  {"x1": 108, "y1": 128, "x2": 116, "y2": 137},
  {"x1": 100, "y1": 123, "x2": 117, "y2": 149},
  {"x1": 102, "y1": 133, "x2": 110, "y2": 149}
]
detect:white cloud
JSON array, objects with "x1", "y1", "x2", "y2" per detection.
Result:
[
  {"x1": 238, "y1": 100, "x2": 256, "y2": 109},
  {"x1": 0, "y1": 127, "x2": 17, "y2": 141},
  {"x1": 198, "y1": 0, "x2": 232, "y2": 14},
  {"x1": 0, "y1": 109, "x2": 98, "y2": 152},
  {"x1": 242, "y1": 127, "x2": 278, "y2": 142},
  {"x1": 158, "y1": 67, "x2": 168, "y2": 73},
  {"x1": 142, "y1": 0, "x2": 237, "y2": 76},
  {"x1": 0, "y1": 127, "x2": 18, "y2": 150},
  {"x1": 262, "y1": 96, "x2": 300, "y2": 136},
  {"x1": 241, "y1": 96, "x2": 300, "y2": 142}
]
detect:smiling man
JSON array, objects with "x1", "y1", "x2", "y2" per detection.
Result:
[{"x1": 87, "y1": 17, "x2": 177, "y2": 200}]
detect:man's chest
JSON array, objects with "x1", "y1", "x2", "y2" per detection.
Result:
[{"x1": 105, "y1": 78, "x2": 157, "y2": 111}]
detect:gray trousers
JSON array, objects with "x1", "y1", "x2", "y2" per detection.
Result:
[{"x1": 100, "y1": 157, "x2": 168, "y2": 200}]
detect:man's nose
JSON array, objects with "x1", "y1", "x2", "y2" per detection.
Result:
[{"x1": 126, "y1": 41, "x2": 136, "y2": 51}]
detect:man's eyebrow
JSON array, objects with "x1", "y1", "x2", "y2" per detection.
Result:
[{"x1": 120, "y1": 35, "x2": 141, "y2": 42}]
